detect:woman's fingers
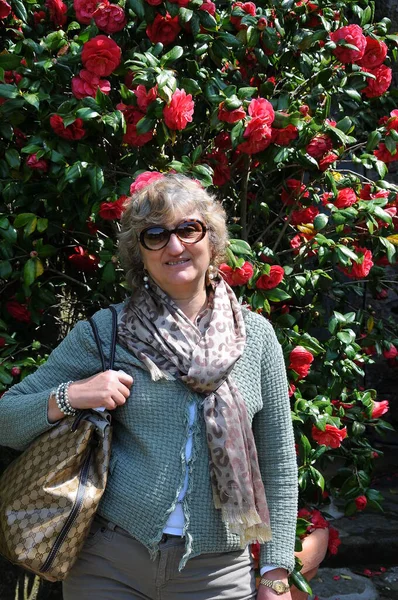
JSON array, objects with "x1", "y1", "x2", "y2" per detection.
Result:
[{"x1": 68, "y1": 369, "x2": 134, "y2": 410}]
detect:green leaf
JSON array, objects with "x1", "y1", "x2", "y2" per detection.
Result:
[
  {"x1": 101, "y1": 261, "x2": 116, "y2": 283},
  {"x1": 0, "y1": 54, "x2": 22, "y2": 70},
  {"x1": 0, "y1": 366, "x2": 13, "y2": 386},
  {"x1": 160, "y1": 46, "x2": 184, "y2": 66},
  {"x1": 12, "y1": 0, "x2": 28, "y2": 21},
  {"x1": 230, "y1": 120, "x2": 244, "y2": 148},
  {"x1": 179, "y1": 7, "x2": 193, "y2": 25},
  {"x1": 24, "y1": 257, "x2": 44, "y2": 287},
  {"x1": 198, "y1": 9, "x2": 217, "y2": 31},
  {"x1": 0, "y1": 84, "x2": 18, "y2": 99},
  {"x1": 37, "y1": 218, "x2": 48, "y2": 233},
  {"x1": 366, "y1": 131, "x2": 382, "y2": 152},
  {"x1": 337, "y1": 329, "x2": 356, "y2": 344},
  {"x1": 181, "y1": 77, "x2": 202, "y2": 95},
  {"x1": 76, "y1": 107, "x2": 100, "y2": 120},
  {"x1": 313, "y1": 214, "x2": 328, "y2": 231},
  {"x1": 0, "y1": 260, "x2": 12, "y2": 278},
  {"x1": 23, "y1": 93, "x2": 40, "y2": 110},
  {"x1": 136, "y1": 116, "x2": 156, "y2": 135},
  {"x1": 361, "y1": 5, "x2": 372, "y2": 25},
  {"x1": 87, "y1": 166, "x2": 104, "y2": 195},
  {"x1": 191, "y1": 164, "x2": 213, "y2": 187},
  {"x1": 5, "y1": 149, "x2": 20, "y2": 170},
  {"x1": 289, "y1": 571, "x2": 312, "y2": 595},
  {"x1": 375, "y1": 160, "x2": 388, "y2": 179},
  {"x1": 14, "y1": 213, "x2": 36, "y2": 228},
  {"x1": 229, "y1": 239, "x2": 253, "y2": 257},
  {"x1": 127, "y1": 0, "x2": 145, "y2": 19}
]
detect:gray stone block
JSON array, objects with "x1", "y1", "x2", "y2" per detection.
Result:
[{"x1": 310, "y1": 568, "x2": 378, "y2": 600}]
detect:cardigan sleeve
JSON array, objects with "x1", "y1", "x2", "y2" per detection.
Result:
[
  {"x1": 0, "y1": 319, "x2": 101, "y2": 451},
  {"x1": 252, "y1": 321, "x2": 298, "y2": 574}
]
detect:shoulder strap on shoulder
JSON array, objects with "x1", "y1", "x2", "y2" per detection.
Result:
[{"x1": 88, "y1": 306, "x2": 118, "y2": 372}]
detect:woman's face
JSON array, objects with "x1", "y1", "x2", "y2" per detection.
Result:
[{"x1": 140, "y1": 211, "x2": 212, "y2": 299}]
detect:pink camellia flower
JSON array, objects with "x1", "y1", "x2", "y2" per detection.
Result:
[
  {"x1": 281, "y1": 179, "x2": 309, "y2": 205},
  {"x1": 354, "y1": 495, "x2": 368, "y2": 511},
  {"x1": 374, "y1": 143, "x2": 398, "y2": 164},
  {"x1": 74, "y1": 0, "x2": 97, "y2": 24},
  {"x1": 330, "y1": 24, "x2": 366, "y2": 63},
  {"x1": 134, "y1": 84, "x2": 158, "y2": 111},
  {"x1": 68, "y1": 246, "x2": 100, "y2": 272},
  {"x1": 356, "y1": 37, "x2": 388, "y2": 70},
  {"x1": 361, "y1": 65, "x2": 392, "y2": 98},
  {"x1": 271, "y1": 124, "x2": 299, "y2": 146},
  {"x1": 219, "y1": 262, "x2": 254, "y2": 286},
  {"x1": 6, "y1": 300, "x2": 31, "y2": 323},
  {"x1": 46, "y1": 0, "x2": 67, "y2": 27},
  {"x1": 130, "y1": 171, "x2": 164, "y2": 195},
  {"x1": 199, "y1": 0, "x2": 216, "y2": 15},
  {"x1": 311, "y1": 424, "x2": 348, "y2": 449},
  {"x1": 238, "y1": 97, "x2": 275, "y2": 155},
  {"x1": 99, "y1": 195, "x2": 128, "y2": 220},
  {"x1": 230, "y1": 1, "x2": 256, "y2": 30},
  {"x1": 371, "y1": 400, "x2": 389, "y2": 419},
  {"x1": 289, "y1": 346, "x2": 314, "y2": 379},
  {"x1": 386, "y1": 109, "x2": 398, "y2": 132},
  {"x1": 218, "y1": 101, "x2": 246, "y2": 123},
  {"x1": 163, "y1": 89, "x2": 194, "y2": 131},
  {"x1": 256, "y1": 265, "x2": 285, "y2": 290},
  {"x1": 0, "y1": 0, "x2": 11, "y2": 19},
  {"x1": 50, "y1": 115, "x2": 86, "y2": 140},
  {"x1": 340, "y1": 246, "x2": 373, "y2": 279},
  {"x1": 290, "y1": 206, "x2": 319, "y2": 225},
  {"x1": 334, "y1": 187, "x2": 357, "y2": 209},
  {"x1": 328, "y1": 526, "x2": 341, "y2": 555},
  {"x1": 306, "y1": 134, "x2": 333, "y2": 160},
  {"x1": 382, "y1": 343, "x2": 398, "y2": 359},
  {"x1": 93, "y1": 2, "x2": 127, "y2": 34},
  {"x1": 81, "y1": 35, "x2": 122, "y2": 77},
  {"x1": 146, "y1": 13, "x2": 181, "y2": 45},
  {"x1": 71, "y1": 69, "x2": 111, "y2": 99},
  {"x1": 26, "y1": 153, "x2": 49, "y2": 172},
  {"x1": 117, "y1": 105, "x2": 154, "y2": 146}
]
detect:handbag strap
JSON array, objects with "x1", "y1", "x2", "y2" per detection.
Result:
[{"x1": 88, "y1": 306, "x2": 118, "y2": 372}]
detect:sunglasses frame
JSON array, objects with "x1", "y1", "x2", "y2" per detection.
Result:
[{"x1": 139, "y1": 219, "x2": 207, "y2": 251}]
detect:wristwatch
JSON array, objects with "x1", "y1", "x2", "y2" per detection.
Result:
[{"x1": 259, "y1": 578, "x2": 290, "y2": 595}]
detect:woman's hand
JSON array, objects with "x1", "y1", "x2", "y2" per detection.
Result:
[
  {"x1": 256, "y1": 568, "x2": 292, "y2": 600},
  {"x1": 48, "y1": 370, "x2": 133, "y2": 421}
]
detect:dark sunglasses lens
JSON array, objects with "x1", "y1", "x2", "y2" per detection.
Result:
[
  {"x1": 176, "y1": 221, "x2": 204, "y2": 243},
  {"x1": 142, "y1": 227, "x2": 169, "y2": 250}
]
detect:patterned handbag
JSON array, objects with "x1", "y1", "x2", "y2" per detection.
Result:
[{"x1": 0, "y1": 306, "x2": 117, "y2": 582}]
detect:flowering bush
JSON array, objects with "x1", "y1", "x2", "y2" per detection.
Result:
[{"x1": 1, "y1": 0, "x2": 397, "y2": 591}]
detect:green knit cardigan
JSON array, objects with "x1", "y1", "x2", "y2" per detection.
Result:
[{"x1": 0, "y1": 305, "x2": 298, "y2": 572}]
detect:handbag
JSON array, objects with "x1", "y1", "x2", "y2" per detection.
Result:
[{"x1": 0, "y1": 306, "x2": 118, "y2": 582}]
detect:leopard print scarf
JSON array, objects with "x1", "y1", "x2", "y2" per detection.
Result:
[{"x1": 118, "y1": 277, "x2": 272, "y2": 546}]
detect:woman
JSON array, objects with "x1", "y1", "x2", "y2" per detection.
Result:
[{"x1": 0, "y1": 174, "x2": 297, "y2": 599}]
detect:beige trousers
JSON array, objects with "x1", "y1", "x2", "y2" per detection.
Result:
[{"x1": 63, "y1": 516, "x2": 256, "y2": 600}]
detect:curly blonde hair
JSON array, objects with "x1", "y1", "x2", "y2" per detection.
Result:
[{"x1": 118, "y1": 174, "x2": 228, "y2": 291}]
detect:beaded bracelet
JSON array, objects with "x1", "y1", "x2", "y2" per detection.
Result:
[{"x1": 55, "y1": 381, "x2": 77, "y2": 416}]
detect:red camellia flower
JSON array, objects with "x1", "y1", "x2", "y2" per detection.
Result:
[
  {"x1": 319, "y1": 152, "x2": 339, "y2": 171},
  {"x1": 199, "y1": 0, "x2": 216, "y2": 15},
  {"x1": 256, "y1": 265, "x2": 285, "y2": 290},
  {"x1": 238, "y1": 97, "x2": 275, "y2": 154},
  {"x1": 334, "y1": 187, "x2": 357, "y2": 209},
  {"x1": 230, "y1": 1, "x2": 256, "y2": 30},
  {"x1": 328, "y1": 526, "x2": 341, "y2": 555},
  {"x1": 72, "y1": 69, "x2": 111, "y2": 99},
  {"x1": 218, "y1": 101, "x2": 246, "y2": 123},
  {"x1": 361, "y1": 65, "x2": 392, "y2": 98},
  {"x1": 386, "y1": 109, "x2": 398, "y2": 132},
  {"x1": 371, "y1": 400, "x2": 389, "y2": 419},
  {"x1": 271, "y1": 124, "x2": 299, "y2": 146},
  {"x1": 117, "y1": 105, "x2": 154, "y2": 146},
  {"x1": 146, "y1": 13, "x2": 181, "y2": 45},
  {"x1": 50, "y1": 115, "x2": 86, "y2": 140},
  {"x1": 311, "y1": 424, "x2": 348, "y2": 449},
  {"x1": 290, "y1": 206, "x2": 319, "y2": 225},
  {"x1": 382, "y1": 343, "x2": 397, "y2": 359},
  {"x1": 134, "y1": 84, "x2": 157, "y2": 111},
  {"x1": 281, "y1": 179, "x2": 309, "y2": 205},
  {"x1": 6, "y1": 300, "x2": 31, "y2": 323},
  {"x1": 374, "y1": 143, "x2": 398, "y2": 163},
  {"x1": 145, "y1": 0, "x2": 162, "y2": 4},
  {"x1": 330, "y1": 24, "x2": 366, "y2": 63},
  {"x1": 354, "y1": 495, "x2": 368, "y2": 511},
  {"x1": 289, "y1": 346, "x2": 314, "y2": 378},
  {"x1": 356, "y1": 37, "x2": 388, "y2": 70},
  {"x1": 163, "y1": 89, "x2": 194, "y2": 131},
  {"x1": 306, "y1": 134, "x2": 333, "y2": 160},
  {"x1": 45, "y1": 0, "x2": 67, "y2": 26},
  {"x1": 219, "y1": 262, "x2": 254, "y2": 286},
  {"x1": 93, "y1": 2, "x2": 126, "y2": 34},
  {"x1": 297, "y1": 508, "x2": 328, "y2": 534},
  {"x1": 205, "y1": 150, "x2": 231, "y2": 186},
  {"x1": 68, "y1": 246, "x2": 100, "y2": 272},
  {"x1": 81, "y1": 35, "x2": 122, "y2": 77},
  {"x1": 0, "y1": 0, "x2": 11, "y2": 18},
  {"x1": 74, "y1": 0, "x2": 97, "y2": 24},
  {"x1": 33, "y1": 10, "x2": 46, "y2": 24},
  {"x1": 99, "y1": 195, "x2": 128, "y2": 220},
  {"x1": 341, "y1": 246, "x2": 373, "y2": 279},
  {"x1": 26, "y1": 154, "x2": 49, "y2": 172},
  {"x1": 11, "y1": 366, "x2": 21, "y2": 377},
  {"x1": 130, "y1": 171, "x2": 164, "y2": 195},
  {"x1": 214, "y1": 131, "x2": 232, "y2": 151}
]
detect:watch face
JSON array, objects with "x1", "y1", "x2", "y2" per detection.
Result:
[{"x1": 273, "y1": 581, "x2": 287, "y2": 593}]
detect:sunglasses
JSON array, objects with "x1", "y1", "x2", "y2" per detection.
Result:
[{"x1": 139, "y1": 219, "x2": 207, "y2": 251}]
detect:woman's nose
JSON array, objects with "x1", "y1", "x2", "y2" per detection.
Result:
[{"x1": 166, "y1": 233, "x2": 185, "y2": 253}]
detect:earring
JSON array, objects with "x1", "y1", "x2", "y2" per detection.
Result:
[
  {"x1": 207, "y1": 264, "x2": 217, "y2": 281},
  {"x1": 143, "y1": 273, "x2": 149, "y2": 289}
]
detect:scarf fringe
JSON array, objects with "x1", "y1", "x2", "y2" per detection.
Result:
[{"x1": 219, "y1": 506, "x2": 273, "y2": 546}]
